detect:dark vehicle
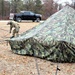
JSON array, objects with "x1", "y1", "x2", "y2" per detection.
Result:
[{"x1": 13, "y1": 11, "x2": 42, "y2": 22}]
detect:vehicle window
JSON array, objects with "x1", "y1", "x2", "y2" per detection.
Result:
[
  {"x1": 30, "y1": 12, "x2": 34, "y2": 15},
  {"x1": 24, "y1": 12, "x2": 30, "y2": 15}
]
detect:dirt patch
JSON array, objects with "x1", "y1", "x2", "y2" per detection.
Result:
[{"x1": 0, "y1": 21, "x2": 75, "y2": 75}]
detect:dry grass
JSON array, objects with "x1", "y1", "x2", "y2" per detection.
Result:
[{"x1": 0, "y1": 21, "x2": 75, "y2": 75}]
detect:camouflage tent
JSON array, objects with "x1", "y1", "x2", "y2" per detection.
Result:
[{"x1": 8, "y1": 6, "x2": 75, "y2": 63}]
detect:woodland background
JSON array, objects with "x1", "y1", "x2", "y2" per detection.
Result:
[{"x1": 0, "y1": 0, "x2": 75, "y2": 20}]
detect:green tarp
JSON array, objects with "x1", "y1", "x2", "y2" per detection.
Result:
[{"x1": 9, "y1": 6, "x2": 75, "y2": 63}]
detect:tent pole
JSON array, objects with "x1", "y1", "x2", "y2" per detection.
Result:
[
  {"x1": 35, "y1": 58, "x2": 40, "y2": 75},
  {"x1": 55, "y1": 63, "x2": 60, "y2": 75}
]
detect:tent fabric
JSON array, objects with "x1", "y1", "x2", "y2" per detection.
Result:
[{"x1": 9, "y1": 6, "x2": 75, "y2": 63}]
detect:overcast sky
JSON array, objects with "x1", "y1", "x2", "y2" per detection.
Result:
[{"x1": 54, "y1": 0, "x2": 72, "y2": 4}]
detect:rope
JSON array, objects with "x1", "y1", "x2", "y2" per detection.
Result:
[
  {"x1": 0, "y1": 40, "x2": 6, "y2": 44},
  {"x1": 0, "y1": 27, "x2": 9, "y2": 32},
  {"x1": 35, "y1": 58, "x2": 40, "y2": 75},
  {"x1": 0, "y1": 33, "x2": 10, "y2": 45},
  {"x1": 1, "y1": 33, "x2": 10, "y2": 38},
  {"x1": 0, "y1": 40, "x2": 5, "y2": 42},
  {"x1": 0, "y1": 39, "x2": 9, "y2": 45}
]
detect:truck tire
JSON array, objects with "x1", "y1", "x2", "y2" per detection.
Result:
[
  {"x1": 32, "y1": 20, "x2": 35, "y2": 22},
  {"x1": 16, "y1": 18, "x2": 22, "y2": 22},
  {"x1": 36, "y1": 18, "x2": 40, "y2": 22}
]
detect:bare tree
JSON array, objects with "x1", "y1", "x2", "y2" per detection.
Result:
[
  {"x1": 42, "y1": 0, "x2": 58, "y2": 19},
  {"x1": 71, "y1": 0, "x2": 75, "y2": 9},
  {"x1": 0, "y1": 0, "x2": 10, "y2": 19}
]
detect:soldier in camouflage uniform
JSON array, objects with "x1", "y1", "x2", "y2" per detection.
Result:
[{"x1": 7, "y1": 21, "x2": 20, "y2": 38}]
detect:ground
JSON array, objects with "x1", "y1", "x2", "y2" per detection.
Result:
[{"x1": 0, "y1": 21, "x2": 75, "y2": 75}]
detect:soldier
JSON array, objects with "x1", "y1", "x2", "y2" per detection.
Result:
[{"x1": 7, "y1": 21, "x2": 20, "y2": 38}]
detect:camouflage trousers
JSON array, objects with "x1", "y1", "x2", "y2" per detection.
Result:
[{"x1": 13, "y1": 29, "x2": 19, "y2": 37}]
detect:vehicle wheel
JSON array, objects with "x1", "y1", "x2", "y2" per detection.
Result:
[
  {"x1": 32, "y1": 20, "x2": 35, "y2": 22},
  {"x1": 36, "y1": 18, "x2": 40, "y2": 22},
  {"x1": 16, "y1": 18, "x2": 22, "y2": 22}
]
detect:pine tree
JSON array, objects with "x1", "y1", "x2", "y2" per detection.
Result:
[
  {"x1": 23, "y1": 0, "x2": 35, "y2": 11},
  {"x1": 11, "y1": 0, "x2": 23, "y2": 13},
  {"x1": 34, "y1": 0, "x2": 42, "y2": 13}
]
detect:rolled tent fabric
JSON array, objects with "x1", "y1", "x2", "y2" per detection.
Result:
[{"x1": 8, "y1": 6, "x2": 75, "y2": 63}]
